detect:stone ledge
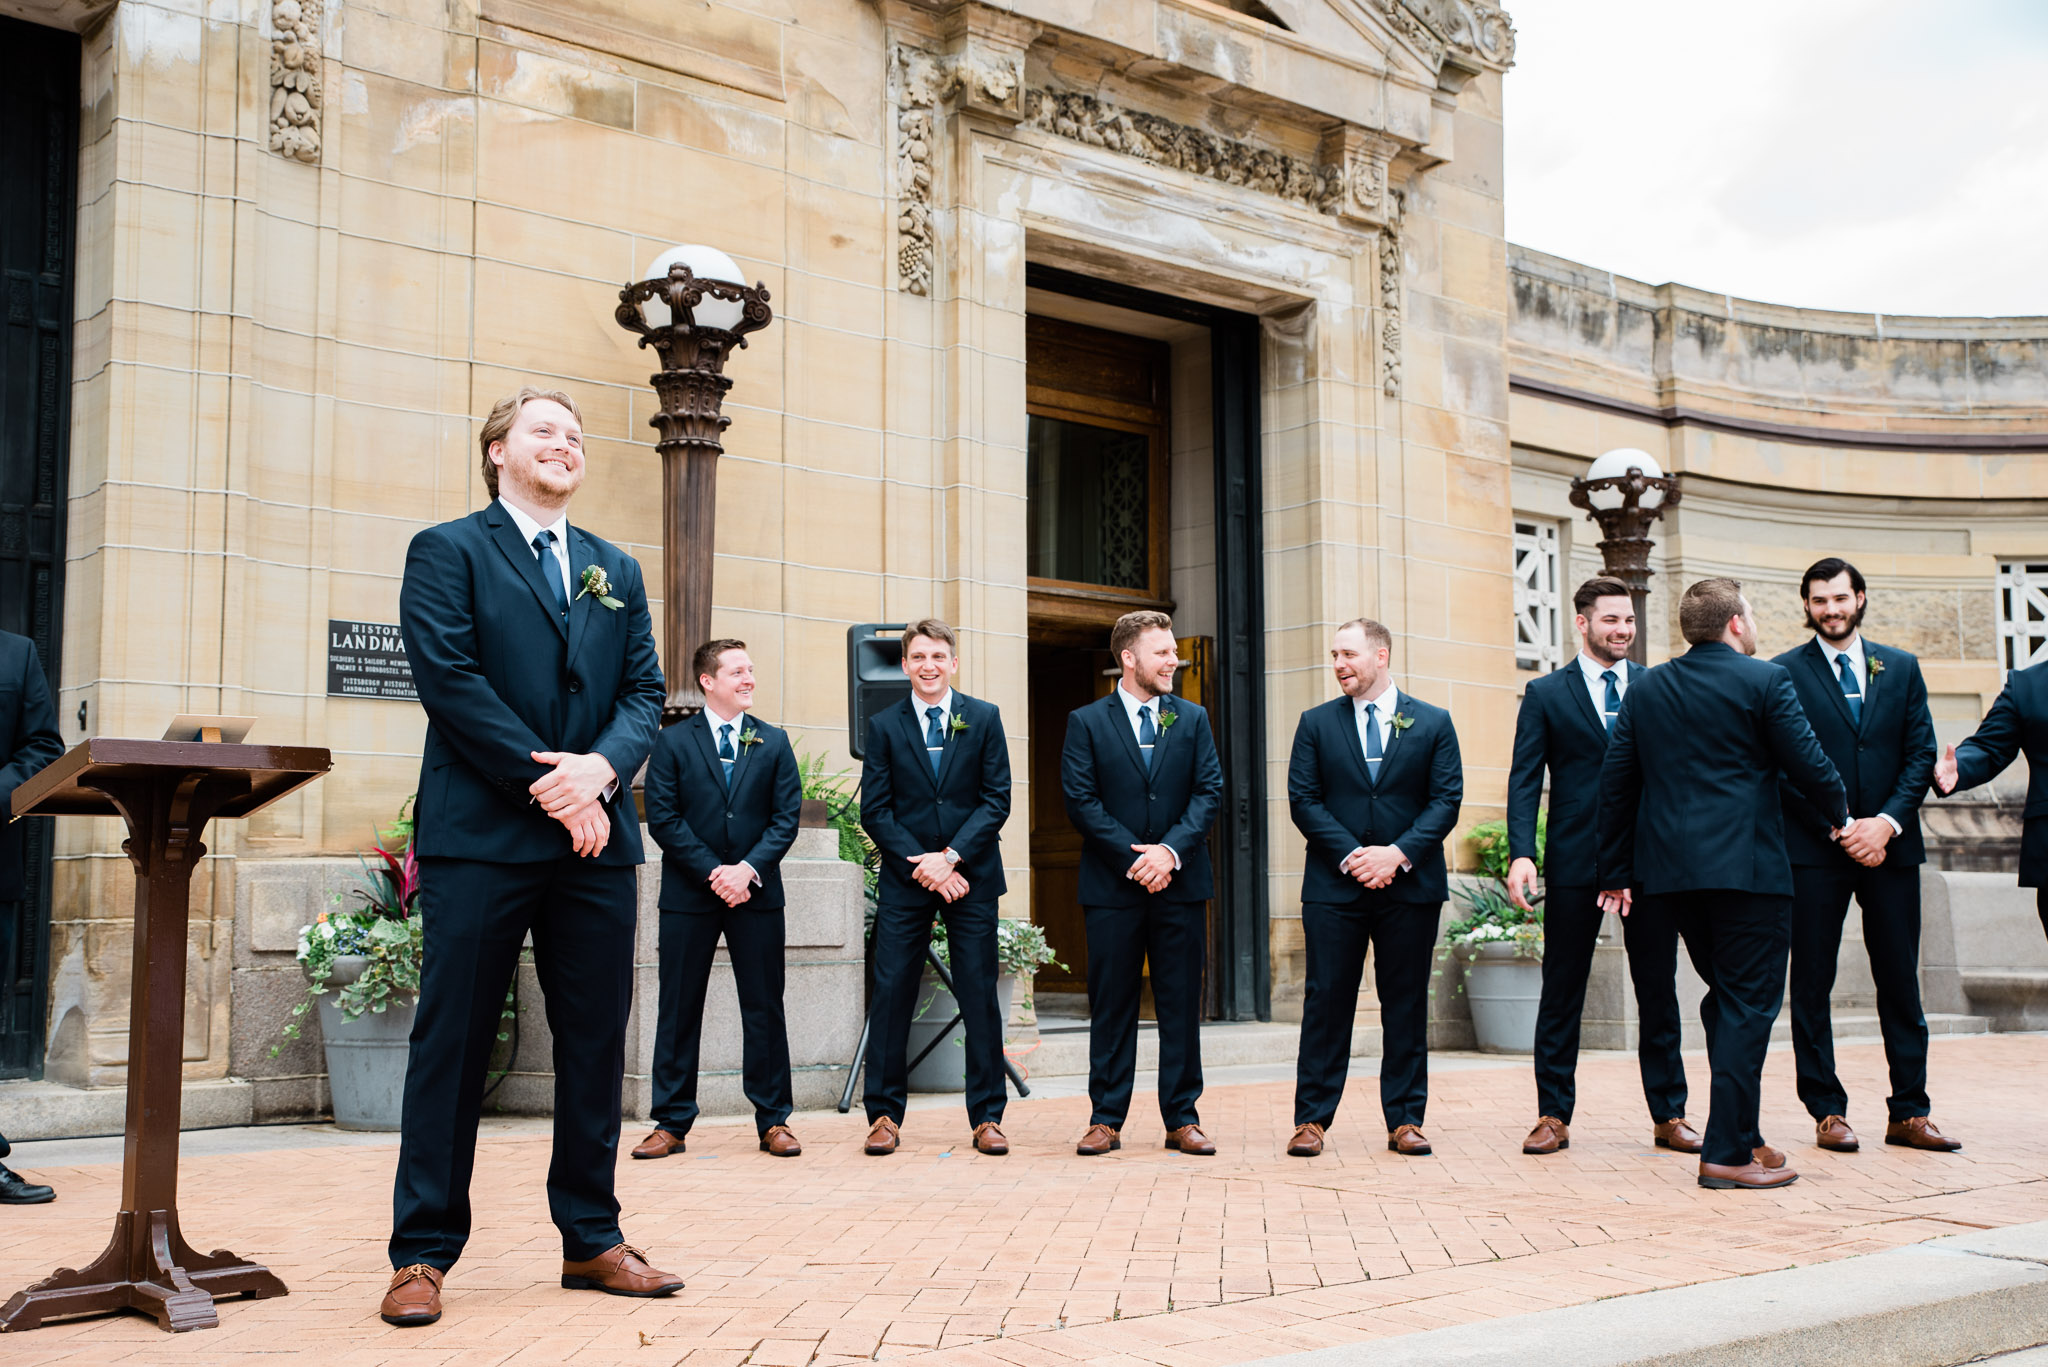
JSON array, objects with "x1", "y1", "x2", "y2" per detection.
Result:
[
  {"x1": 0, "y1": 1077, "x2": 254, "y2": 1142},
  {"x1": 1245, "y1": 1220, "x2": 2048, "y2": 1367}
]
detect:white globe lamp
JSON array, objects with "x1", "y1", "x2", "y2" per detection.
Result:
[
  {"x1": 641, "y1": 244, "x2": 747, "y2": 332},
  {"x1": 1583, "y1": 447, "x2": 1667, "y2": 509}
]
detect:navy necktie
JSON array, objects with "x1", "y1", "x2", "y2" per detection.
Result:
[
  {"x1": 1138, "y1": 704, "x2": 1157, "y2": 769},
  {"x1": 532, "y1": 529, "x2": 567, "y2": 616},
  {"x1": 926, "y1": 706, "x2": 945, "y2": 775},
  {"x1": 1363, "y1": 702, "x2": 1382, "y2": 783},
  {"x1": 1837, "y1": 653, "x2": 1863, "y2": 725},
  {"x1": 718, "y1": 723, "x2": 735, "y2": 788},
  {"x1": 1600, "y1": 668, "x2": 1621, "y2": 730}
]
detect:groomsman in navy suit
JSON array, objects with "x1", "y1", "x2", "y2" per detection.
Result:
[
  {"x1": 858, "y1": 620, "x2": 1014, "y2": 1156},
  {"x1": 1285, "y1": 618, "x2": 1462, "y2": 1159},
  {"x1": 1775, "y1": 558, "x2": 1959, "y2": 1155},
  {"x1": 1936, "y1": 659, "x2": 2048, "y2": 938},
  {"x1": 384, "y1": 387, "x2": 675, "y2": 1328},
  {"x1": 1061, "y1": 611, "x2": 1223, "y2": 1157},
  {"x1": 1508, "y1": 578, "x2": 1695, "y2": 1157},
  {"x1": 1599, "y1": 578, "x2": 1848, "y2": 1191},
  {"x1": 635, "y1": 639, "x2": 805, "y2": 1161},
  {"x1": 0, "y1": 628, "x2": 63, "y2": 1206}
]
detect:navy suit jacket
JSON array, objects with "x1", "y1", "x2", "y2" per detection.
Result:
[
  {"x1": 1597, "y1": 641, "x2": 1848, "y2": 896},
  {"x1": 1950, "y1": 660, "x2": 2048, "y2": 886},
  {"x1": 1506, "y1": 662, "x2": 1623, "y2": 890},
  {"x1": 860, "y1": 691, "x2": 1011, "y2": 906},
  {"x1": 400, "y1": 502, "x2": 664, "y2": 866},
  {"x1": 0, "y1": 633, "x2": 64, "y2": 899},
  {"x1": 1289, "y1": 692, "x2": 1463, "y2": 906},
  {"x1": 1060, "y1": 690, "x2": 1222, "y2": 907},
  {"x1": 1773, "y1": 637, "x2": 1935, "y2": 869},
  {"x1": 643, "y1": 712, "x2": 802, "y2": 912}
]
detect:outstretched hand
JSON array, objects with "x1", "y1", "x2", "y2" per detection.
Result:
[{"x1": 1933, "y1": 744, "x2": 1959, "y2": 796}]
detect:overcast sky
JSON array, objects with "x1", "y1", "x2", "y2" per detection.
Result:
[{"x1": 1502, "y1": 0, "x2": 2048, "y2": 318}]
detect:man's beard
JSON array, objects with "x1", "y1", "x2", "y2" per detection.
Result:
[
  {"x1": 1806, "y1": 601, "x2": 1865, "y2": 641},
  {"x1": 1587, "y1": 631, "x2": 1632, "y2": 664}
]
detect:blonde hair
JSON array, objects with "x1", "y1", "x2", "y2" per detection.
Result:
[
  {"x1": 1111, "y1": 610, "x2": 1174, "y2": 663},
  {"x1": 478, "y1": 386, "x2": 581, "y2": 498}
]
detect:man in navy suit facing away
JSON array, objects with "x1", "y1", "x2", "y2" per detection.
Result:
[
  {"x1": 383, "y1": 387, "x2": 674, "y2": 1327},
  {"x1": 1285, "y1": 618, "x2": 1462, "y2": 1159},
  {"x1": 634, "y1": 639, "x2": 805, "y2": 1162},
  {"x1": 1061, "y1": 610, "x2": 1224, "y2": 1158}
]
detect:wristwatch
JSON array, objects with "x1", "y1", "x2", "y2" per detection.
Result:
[{"x1": 943, "y1": 848, "x2": 962, "y2": 866}]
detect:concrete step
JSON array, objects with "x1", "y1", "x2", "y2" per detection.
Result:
[{"x1": 1014, "y1": 1018, "x2": 1377, "y2": 1080}]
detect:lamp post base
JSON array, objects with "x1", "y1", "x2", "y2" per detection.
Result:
[{"x1": 0, "y1": 1209, "x2": 287, "y2": 1334}]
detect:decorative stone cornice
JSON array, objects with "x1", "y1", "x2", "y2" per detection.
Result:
[
  {"x1": 268, "y1": 0, "x2": 323, "y2": 163},
  {"x1": 1321, "y1": 125, "x2": 1403, "y2": 228}
]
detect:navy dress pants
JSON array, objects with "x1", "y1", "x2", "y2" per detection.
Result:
[
  {"x1": 1789, "y1": 861, "x2": 1930, "y2": 1124},
  {"x1": 1657, "y1": 889, "x2": 1792, "y2": 1168},
  {"x1": 864, "y1": 898, "x2": 1006, "y2": 1128},
  {"x1": 1085, "y1": 896, "x2": 1206, "y2": 1130},
  {"x1": 650, "y1": 908, "x2": 793, "y2": 1139},
  {"x1": 1532, "y1": 885, "x2": 1689, "y2": 1124},
  {"x1": 1294, "y1": 896, "x2": 1438, "y2": 1132}
]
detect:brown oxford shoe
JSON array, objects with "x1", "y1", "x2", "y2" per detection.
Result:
[
  {"x1": 760, "y1": 1125, "x2": 801, "y2": 1157},
  {"x1": 1699, "y1": 1159, "x2": 1799, "y2": 1190},
  {"x1": 1076, "y1": 1123, "x2": 1121, "y2": 1156},
  {"x1": 1165, "y1": 1124, "x2": 1216, "y2": 1155},
  {"x1": 1523, "y1": 1116, "x2": 1570, "y2": 1155},
  {"x1": 561, "y1": 1243, "x2": 685, "y2": 1298},
  {"x1": 1653, "y1": 1118, "x2": 1703, "y2": 1153},
  {"x1": 973, "y1": 1121, "x2": 1009, "y2": 1155},
  {"x1": 631, "y1": 1128, "x2": 686, "y2": 1160},
  {"x1": 1287, "y1": 1123, "x2": 1325, "y2": 1157},
  {"x1": 1754, "y1": 1143, "x2": 1787, "y2": 1170},
  {"x1": 863, "y1": 1116, "x2": 900, "y2": 1155},
  {"x1": 1886, "y1": 1116, "x2": 1963, "y2": 1152},
  {"x1": 379, "y1": 1263, "x2": 444, "y2": 1327},
  {"x1": 1388, "y1": 1124, "x2": 1432, "y2": 1156},
  {"x1": 1815, "y1": 1115, "x2": 1859, "y2": 1152}
]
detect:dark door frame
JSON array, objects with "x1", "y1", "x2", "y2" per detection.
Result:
[
  {"x1": 1026, "y1": 264, "x2": 1270, "y2": 1021},
  {"x1": 0, "y1": 14, "x2": 79, "y2": 1079}
]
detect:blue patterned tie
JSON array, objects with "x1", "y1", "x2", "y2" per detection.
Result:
[
  {"x1": 1837, "y1": 653, "x2": 1863, "y2": 725},
  {"x1": 1364, "y1": 702, "x2": 1382, "y2": 784},
  {"x1": 1601, "y1": 668, "x2": 1621, "y2": 730},
  {"x1": 926, "y1": 706, "x2": 945, "y2": 775},
  {"x1": 718, "y1": 723, "x2": 735, "y2": 789},
  {"x1": 1138, "y1": 704, "x2": 1157, "y2": 769},
  {"x1": 532, "y1": 530, "x2": 567, "y2": 616}
]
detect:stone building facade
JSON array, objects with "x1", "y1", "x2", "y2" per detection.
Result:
[{"x1": 0, "y1": 0, "x2": 2041, "y2": 1122}]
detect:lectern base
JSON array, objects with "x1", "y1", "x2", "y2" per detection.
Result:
[{"x1": 0, "y1": 1209, "x2": 287, "y2": 1333}]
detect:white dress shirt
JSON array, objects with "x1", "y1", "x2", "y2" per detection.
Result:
[
  {"x1": 1577, "y1": 653, "x2": 1630, "y2": 729},
  {"x1": 1817, "y1": 634, "x2": 1900, "y2": 835},
  {"x1": 701, "y1": 702, "x2": 759, "y2": 885},
  {"x1": 1349, "y1": 678, "x2": 1410, "y2": 872},
  {"x1": 497, "y1": 497, "x2": 571, "y2": 606},
  {"x1": 1113, "y1": 682, "x2": 1180, "y2": 867}
]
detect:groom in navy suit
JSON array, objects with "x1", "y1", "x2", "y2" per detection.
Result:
[
  {"x1": 1061, "y1": 610, "x2": 1223, "y2": 1158},
  {"x1": 1285, "y1": 618, "x2": 1462, "y2": 1159},
  {"x1": 383, "y1": 387, "x2": 674, "y2": 1327}
]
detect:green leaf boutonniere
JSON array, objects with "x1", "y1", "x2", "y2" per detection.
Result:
[
  {"x1": 1391, "y1": 712, "x2": 1415, "y2": 733},
  {"x1": 737, "y1": 724, "x2": 763, "y2": 748},
  {"x1": 948, "y1": 713, "x2": 970, "y2": 737},
  {"x1": 1867, "y1": 656, "x2": 1885, "y2": 680},
  {"x1": 575, "y1": 565, "x2": 623, "y2": 610},
  {"x1": 1157, "y1": 707, "x2": 1178, "y2": 731}
]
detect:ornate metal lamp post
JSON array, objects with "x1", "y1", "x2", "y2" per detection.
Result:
[
  {"x1": 1568, "y1": 447, "x2": 1682, "y2": 665},
  {"x1": 615, "y1": 246, "x2": 773, "y2": 720}
]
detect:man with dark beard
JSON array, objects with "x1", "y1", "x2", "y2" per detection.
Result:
[{"x1": 1776, "y1": 559, "x2": 1957, "y2": 1154}]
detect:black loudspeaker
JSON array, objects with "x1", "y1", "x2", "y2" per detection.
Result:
[{"x1": 846, "y1": 623, "x2": 910, "y2": 760}]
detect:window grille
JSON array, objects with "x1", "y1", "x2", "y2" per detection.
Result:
[
  {"x1": 1513, "y1": 520, "x2": 1563, "y2": 673},
  {"x1": 1996, "y1": 561, "x2": 2048, "y2": 673}
]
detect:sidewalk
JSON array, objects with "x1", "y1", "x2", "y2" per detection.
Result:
[{"x1": 1, "y1": 1033, "x2": 2044, "y2": 1365}]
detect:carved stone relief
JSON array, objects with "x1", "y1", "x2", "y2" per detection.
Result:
[
  {"x1": 268, "y1": 0, "x2": 323, "y2": 163},
  {"x1": 892, "y1": 41, "x2": 1029, "y2": 294},
  {"x1": 1379, "y1": 190, "x2": 1405, "y2": 398},
  {"x1": 1377, "y1": 0, "x2": 1517, "y2": 70}
]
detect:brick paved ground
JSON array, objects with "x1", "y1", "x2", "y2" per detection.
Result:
[{"x1": 3, "y1": 1034, "x2": 2046, "y2": 1366}]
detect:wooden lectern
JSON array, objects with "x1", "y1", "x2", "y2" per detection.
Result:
[{"x1": 0, "y1": 738, "x2": 331, "y2": 1334}]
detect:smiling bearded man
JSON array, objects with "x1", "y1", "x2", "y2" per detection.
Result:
[{"x1": 382, "y1": 386, "x2": 672, "y2": 1327}]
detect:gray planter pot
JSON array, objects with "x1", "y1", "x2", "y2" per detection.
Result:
[
  {"x1": 1463, "y1": 940, "x2": 1543, "y2": 1054},
  {"x1": 314, "y1": 954, "x2": 418, "y2": 1131},
  {"x1": 905, "y1": 969, "x2": 1016, "y2": 1093}
]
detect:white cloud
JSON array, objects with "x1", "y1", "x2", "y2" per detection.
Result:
[{"x1": 1503, "y1": 0, "x2": 2048, "y2": 317}]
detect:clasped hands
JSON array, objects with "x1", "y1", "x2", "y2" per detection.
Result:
[
  {"x1": 1127, "y1": 844, "x2": 1175, "y2": 894},
  {"x1": 911, "y1": 850, "x2": 970, "y2": 903},
  {"x1": 529, "y1": 750, "x2": 616, "y2": 857},
  {"x1": 1596, "y1": 815, "x2": 1895, "y2": 916},
  {"x1": 1342, "y1": 844, "x2": 1406, "y2": 890}
]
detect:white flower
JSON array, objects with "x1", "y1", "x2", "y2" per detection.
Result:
[{"x1": 320, "y1": 922, "x2": 336, "y2": 940}]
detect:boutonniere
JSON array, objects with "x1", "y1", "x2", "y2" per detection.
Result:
[
  {"x1": 948, "y1": 713, "x2": 969, "y2": 737},
  {"x1": 1157, "y1": 707, "x2": 1178, "y2": 731},
  {"x1": 1391, "y1": 712, "x2": 1415, "y2": 733},
  {"x1": 1867, "y1": 656, "x2": 1885, "y2": 680},
  {"x1": 575, "y1": 565, "x2": 622, "y2": 610},
  {"x1": 737, "y1": 724, "x2": 762, "y2": 748}
]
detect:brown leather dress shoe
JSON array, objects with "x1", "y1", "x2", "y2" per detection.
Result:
[
  {"x1": 863, "y1": 1116, "x2": 900, "y2": 1155},
  {"x1": 1815, "y1": 1115, "x2": 1859, "y2": 1152},
  {"x1": 1754, "y1": 1143, "x2": 1787, "y2": 1169},
  {"x1": 760, "y1": 1125, "x2": 801, "y2": 1157},
  {"x1": 1287, "y1": 1123, "x2": 1325, "y2": 1157},
  {"x1": 1653, "y1": 1118, "x2": 1703, "y2": 1153},
  {"x1": 1886, "y1": 1116, "x2": 1963, "y2": 1151},
  {"x1": 1523, "y1": 1116, "x2": 1569, "y2": 1155},
  {"x1": 1388, "y1": 1124, "x2": 1432, "y2": 1156},
  {"x1": 380, "y1": 1263, "x2": 444, "y2": 1327},
  {"x1": 631, "y1": 1128, "x2": 686, "y2": 1160},
  {"x1": 1076, "y1": 1123, "x2": 1121, "y2": 1156},
  {"x1": 1165, "y1": 1124, "x2": 1216, "y2": 1155},
  {"x1": 973, "y1": 1121, "x2": 1009, "y2": 1155},
  {"x1": 561, "y1": 1243, "x2": 685, "y2": 1297},
  {"x1": 1699, "y1": 1159, "x2": 1799, "y2": 1190}
]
